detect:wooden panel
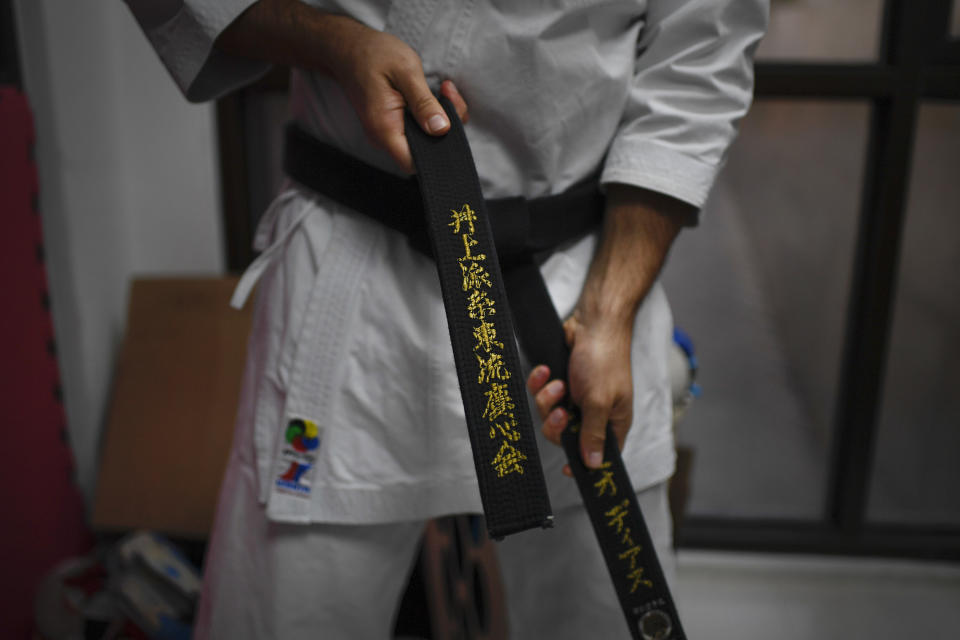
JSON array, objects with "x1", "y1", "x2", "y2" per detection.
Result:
[{"x1": 92, "y1": 278, "x2": 252, "y2": 539}]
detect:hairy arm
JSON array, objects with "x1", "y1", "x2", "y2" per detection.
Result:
[
  {"x1": 530, "y1": 185, "x2": 690, "y2": 470},
  {"x1": 215, "y1": 0, "x2": 468, "y2": 173}
]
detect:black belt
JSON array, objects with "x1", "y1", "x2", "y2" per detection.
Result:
[
  {"x1": 283, "y1": 122, "x2": 603, "y2": 266},
  {"x1": 284, "y1": 99, "x2": 686, "y2": 640}
]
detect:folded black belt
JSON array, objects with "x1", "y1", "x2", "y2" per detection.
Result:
[{"x1": 283, "y1": 99, "x2": 686, "y2": 639}]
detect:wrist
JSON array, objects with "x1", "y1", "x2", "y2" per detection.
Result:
[
  {"x1": 574, "y1": 293, "x2": 636, "y2": 333},
  {"x1": 569, "y1": 304, "x2": 635, "y2": 342}
]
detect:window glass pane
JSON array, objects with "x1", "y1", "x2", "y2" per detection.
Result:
[
  {"x1": 868, "y1": 105, "x2": 960, "y2": 527},
  {"x1": 664, "y1": 101, "x2": 869, "y2": 519},
  {"x1": 757, "y1": 0, "x2": 884, "y2": 62}
]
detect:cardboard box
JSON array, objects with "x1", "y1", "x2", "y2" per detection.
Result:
[{"x1": 92, "y1": 278, "x2": 252, "y2": 538}]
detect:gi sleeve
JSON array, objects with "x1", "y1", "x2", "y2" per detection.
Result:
[
  {"x1": 123, "y1": 0, "x2": 271, "y2": 102},
  {"x1": 600, "y1": 0, "x2": 769, "y2": 211}
]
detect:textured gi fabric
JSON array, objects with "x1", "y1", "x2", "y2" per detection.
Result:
[
  {"x1": 125, "y1": 0, "x2": 766, "y2": 206},
  {"x1": 124, "y1": 0, "x2": 766, "y2": 526},
  {"x1": 196, "y1": 427, "x2": 673, "y2": 638},
  {"x1": 124, "y1": 1, "x2": 766, "y2": 634},
  {"x1": 232, "y1": 192, "x2": 677, "y2": 524},
  {"x1": 123, "y1": 0, "x2": 270, "y2": 101}
]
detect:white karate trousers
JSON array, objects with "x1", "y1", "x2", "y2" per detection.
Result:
[{"x1": 194, "y1": 445, "x2": 674, "y2": 640}]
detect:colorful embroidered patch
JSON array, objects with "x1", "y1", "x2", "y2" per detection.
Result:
[{"x1": 275, "y1": 418, "x2": 321, "y2": 496}]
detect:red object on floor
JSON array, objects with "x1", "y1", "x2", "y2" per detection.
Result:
[{"x1": 0, "y1": 86, "x2": 92, "y2": 637}]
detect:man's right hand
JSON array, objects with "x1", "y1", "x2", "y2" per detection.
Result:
[{"x1": 217, "y1": 0, "x2": 469, "y2": 173}]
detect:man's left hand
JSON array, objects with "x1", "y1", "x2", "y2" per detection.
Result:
[{"x1": 527, "y1": 184, "x2": 690, "y2": 474}]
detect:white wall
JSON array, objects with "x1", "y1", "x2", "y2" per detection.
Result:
[{"x1": 13, "y1": 0, "x2": 225, "y2": 504}]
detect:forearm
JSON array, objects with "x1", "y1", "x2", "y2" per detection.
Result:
[
  {"x1": 575, "y1": 185, "x2": 689, "y2": 331},
  {"x1": 215, "y1": 0, "x2": 358, "y2": 76}
]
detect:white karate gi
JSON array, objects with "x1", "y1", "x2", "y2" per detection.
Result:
[{"x1": 125, "y1": 1, "x2": 766, "y2": 637}]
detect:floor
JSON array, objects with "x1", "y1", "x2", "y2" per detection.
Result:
[{"x1": 674, "y1": 551, "x2": 960, "y2": 640}]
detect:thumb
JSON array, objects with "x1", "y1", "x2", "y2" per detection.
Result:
[
  {"x1": 563, "y1": 316, "x2": 578, "y2": 348},
  {"x1": 393, "y1": 70, "x2": 450, "y2": 135},
  {"x1": 579, "y1": 403, "x2": 609, "y2": 470}
]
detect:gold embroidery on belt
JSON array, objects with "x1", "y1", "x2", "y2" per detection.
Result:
[
  {"x1": 492, "y1": 440, "x2": 527, "y2": 477},
  {"x1": 449, "y1": 203, "x2": 525, "y2": 478},
  {"x1": 593, "y1": 461, "x2": 617, "y2": 497},
  {"x1": 599, "y1": 463, "x2": 653, "y2": 592}
]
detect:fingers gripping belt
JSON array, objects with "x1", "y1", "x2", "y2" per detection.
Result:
[{"x1": 405, "y1": 97, "x2": 688, "y2": 640}]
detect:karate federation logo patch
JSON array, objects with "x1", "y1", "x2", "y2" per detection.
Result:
[{"x1": 275, "y1": 418, "x2": 320, "y2": 496}]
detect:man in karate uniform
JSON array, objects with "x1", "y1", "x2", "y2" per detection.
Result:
[{"x1": 124, "y1": 0, "x2": 767, "y2": 637}]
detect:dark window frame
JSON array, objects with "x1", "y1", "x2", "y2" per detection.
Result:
[
  {"x1": 215, "y1": 0, "x2": 960, "y2": 561},
  {"x1": 680, "y1": 0, "x2": 960, "y2": 561}
]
